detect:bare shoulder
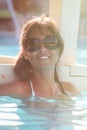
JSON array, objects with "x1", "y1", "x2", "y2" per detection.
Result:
[
  {"x1": 11, "y1": 80, "x2": 31, "y2": 98},
  {"x1": 0, "y1": 80, "x2": 31, "y2": 98},
  {"x1": 61, "y1": 81, "x2": 80, "y2": 95}
]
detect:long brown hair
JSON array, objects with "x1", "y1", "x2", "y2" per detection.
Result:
[{"x1": 14, "y1": 16, "x2": 64, "y2": 83}]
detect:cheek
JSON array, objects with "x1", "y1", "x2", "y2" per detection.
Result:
[
  {"x1": 52, "y1": 49, "x2": 60, "y2": 63},
  {"x1": 53, "y1": 50, "x2": 59, "y2": 58},
  {"x1": 27, "y1": 52, "x2": 37, "y2": 64}
]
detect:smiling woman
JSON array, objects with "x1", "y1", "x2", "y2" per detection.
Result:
[{"x1": 0, "y1": 16, "x2": 80, "y2": 99}]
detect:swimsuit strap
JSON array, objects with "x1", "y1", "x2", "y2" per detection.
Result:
[
  {"x1": 30, "y1": 80, "x2": 35, "y2": 96},
  {"x1": 29, "y1": 80, "x2": 71, "y2": 97},
  {"x1": 64, "y1": 90, "x2": 72, "y2": 96}
]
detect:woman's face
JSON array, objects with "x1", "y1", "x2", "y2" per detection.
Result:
[{"x1": 23, "y1": 27, "x2": 60, "y2": 70}]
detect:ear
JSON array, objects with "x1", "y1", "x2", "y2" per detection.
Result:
[{"x1": 22, "y1": 48, "x2": 28, "y2": 60}]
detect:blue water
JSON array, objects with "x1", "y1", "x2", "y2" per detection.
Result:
[
  {"x1": 0, "y1": 34, "x2": 19, "y2": 56},
  {"x1": 76, "y1": 37, "x2": 87, "y2": 65},
  {"x1": 0, "y1": 92, "x2": 87, "y2": 130}
]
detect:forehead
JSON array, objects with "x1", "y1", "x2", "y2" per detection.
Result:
[{"x1": 29, "y1": 27, "x2": 53, "y2": 38}]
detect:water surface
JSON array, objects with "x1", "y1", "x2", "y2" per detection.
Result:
[{"x1": 0, "y1": 93, "x2": 87, "y2": 130}]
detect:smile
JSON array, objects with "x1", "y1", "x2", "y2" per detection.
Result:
[{"x1": 39, "y1": 56, "x2": 50, "y2": 60}]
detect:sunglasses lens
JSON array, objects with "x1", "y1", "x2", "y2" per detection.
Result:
[
  {"x1": 27, "y1": 43, "x2": 40, "y2": 52},
  {"x1": 27, "y1": 38, "x2": 40, "y2": 52},
  {"x1": 45, "y1": 42, "x2": 58, "y2": 50},
  {"x1": 43, "y1": 36, "x2": 58, "y2": 49}
]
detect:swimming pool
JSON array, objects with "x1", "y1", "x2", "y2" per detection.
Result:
[
  {"x1": 0, "y1": 92, "x2": 87, "y2": 130},
  {"x1": 0, "y1": 34, "x2": 19, "y2": 56}
]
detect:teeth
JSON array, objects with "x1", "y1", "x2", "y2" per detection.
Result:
[{"x1": 40, "y1": 56, "x2": 49, "y2": 59}]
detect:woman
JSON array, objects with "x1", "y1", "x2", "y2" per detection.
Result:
[{"x1": 0, "y1": 16, "x2": 80, "y2": 99}]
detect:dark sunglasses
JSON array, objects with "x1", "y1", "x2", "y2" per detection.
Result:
[{"x1": 27, "y1": 36, "x2": 59, "y2": 52}]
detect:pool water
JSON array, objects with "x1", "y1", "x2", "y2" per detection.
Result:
[
  {"x1": 77, "y1": 37, "x2": 87, "y2": 65},
  {"x1": 0, "y1": 34, "x2": 19, "y2": 56},
  {"x1": 0, "y1": 44, "x2": 19, "y2": 56},
  {"x1": 0, "y1": 93, "x2": 87, "y2": 130}
]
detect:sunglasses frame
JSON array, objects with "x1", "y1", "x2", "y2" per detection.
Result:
[{"x1": 27, "y1": 36, "x2": 59, "y2": 52}]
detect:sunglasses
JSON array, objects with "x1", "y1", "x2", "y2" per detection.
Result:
[{"x1": 27, "y1": 36, "x2": 59, "y2": 52}]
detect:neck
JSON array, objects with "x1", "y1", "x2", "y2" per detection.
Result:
[{"x1": 32, "y1": 67, "x2": 55, "y2": 84}]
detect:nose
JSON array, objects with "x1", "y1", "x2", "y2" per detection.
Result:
[{"x1": 39, "y1": 43, "x2": 47, "y2": 52}]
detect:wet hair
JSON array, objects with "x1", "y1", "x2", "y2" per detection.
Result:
[{"x1": 14, "y1": 16, "x2": 64, "y2": 81}]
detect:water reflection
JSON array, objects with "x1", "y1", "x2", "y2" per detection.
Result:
[{"x1": 0, "y1": 94, "x2": 87, "y2": 130}]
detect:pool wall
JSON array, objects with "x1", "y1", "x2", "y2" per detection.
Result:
[
  {"x1": 0, "y1": 63, "x2": 87, "y2": 92},
  {"x1": 58, "y1": 65, "x2": 87, "y2": 91}
]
